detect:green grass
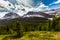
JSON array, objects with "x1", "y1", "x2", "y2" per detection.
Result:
[
  {"x1": 0, "y1": 35, "x2": 7, "y2": 40},
  {"x1": 19, "y1": 31, "x2": 60, "y2": 40},
  {"x1": 0, "y1": 33, "x2": 16, "y2": 40},
  {"x1": 2, "y1": 31, "x2": 60, "y2": 40}
]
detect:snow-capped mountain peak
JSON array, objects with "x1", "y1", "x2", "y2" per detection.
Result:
[{"x1": 3, "y1": 12, "x2": 20, "y2": 19}]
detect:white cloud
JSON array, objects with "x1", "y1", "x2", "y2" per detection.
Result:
[
  {"x1": 54, "y1": 0, "x2": 60, "y2": 4},
  {"x1": 16, "y1": 0, "x2": 33, "y2": 7},
  {"x1": 26, "y1": 3, "x2": 48, "y2": 11},
  {"x1": 0, "y1": 0, "x2": 14, "y2": 11},
  {"x1": 35, "y1": 3, "x2": 48, "y2": 11},
  {"x1": 14, "y1": 2, "x2": 48, "y2": 16},
  {"x1": 0, "y1": 0, "x2": 48, "y2": 12},
  {"x1": 50, "y1": 0, "x2": 60, "y2": 5}
]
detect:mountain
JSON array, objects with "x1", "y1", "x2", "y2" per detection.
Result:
[
  {"x1": 0, "y1": 7, "x2": 60, "y2": 20},
  {"x1": 3, "y1": 12, "x2": 20, "y2": 19},
  {"x1": 23, "y1": 11, "x2": 55, "y2": 19},
  {"x1": 43, "y1": 8, "x2": 60, "y2": 17}
]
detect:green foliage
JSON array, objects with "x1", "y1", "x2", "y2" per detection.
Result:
[
  {"x1": 0, "y1": 16, "x2": 60, "y2": 38},
  {"x1": 12, "y1": 21, "x2": 25, "y2": 37},
  {"x1": 48, "y1": 17, "x2": 60, "y2": 31}
]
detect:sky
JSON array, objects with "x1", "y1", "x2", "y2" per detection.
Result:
[{"x1": 0, "y1": 0, "x2": 60, "y2": 18}]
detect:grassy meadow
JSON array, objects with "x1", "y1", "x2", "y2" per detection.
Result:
[{"x1": 0, "y1": 31, "x2": 60, "y2": 40}]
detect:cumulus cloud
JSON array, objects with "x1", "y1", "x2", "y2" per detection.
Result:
[
  {"x1": 0, "y1": 0, "x2": 48, "y2": 12},
  {"x1": 27, "y1": 3, "x2": 48, "y2": 12},
  {"x1": 14, "y1": 2, "x2": 48, "y2": 16},
  {"x1": 16, "y1": 0, "x2": 33, "y2": 7},
  {"x1": 0, "y1": 0, "x2": 14, "y2": 11},
  {"x1": 35, "y1": 3, "x2": 48, "y2": 11},
  {"x1": 50, "y1": 0, "x2": 60, "y2": 5}
]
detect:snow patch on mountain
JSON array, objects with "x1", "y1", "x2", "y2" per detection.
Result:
[
  {"x1": 0, "y1": 12, "x2": 9, "y2": 18},
  {"x1": 3, "y1": 12, "x2": 20, "y2": 19}
]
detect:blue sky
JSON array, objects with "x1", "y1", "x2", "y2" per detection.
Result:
[
  {"x1": 41, "y1": 0, "x2": 57, "y2": 5},
  {"x1": 30, "y1": 0, "x2": 60, "y2": 9},
  {"x1": 32, "y1": 0, "x2": 57, "y2": 6}
]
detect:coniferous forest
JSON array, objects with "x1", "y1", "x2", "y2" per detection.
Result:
[{"x1": 0, "y1": 16, "x2": 60, "y2": 40}]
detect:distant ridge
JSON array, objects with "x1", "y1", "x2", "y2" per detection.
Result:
[
  {"x1": 3, "y1": 12, "x2": 20, "y2": 19},
  {"x1": 23, "y1": 11, "x2": 55, "y2": 19}
]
